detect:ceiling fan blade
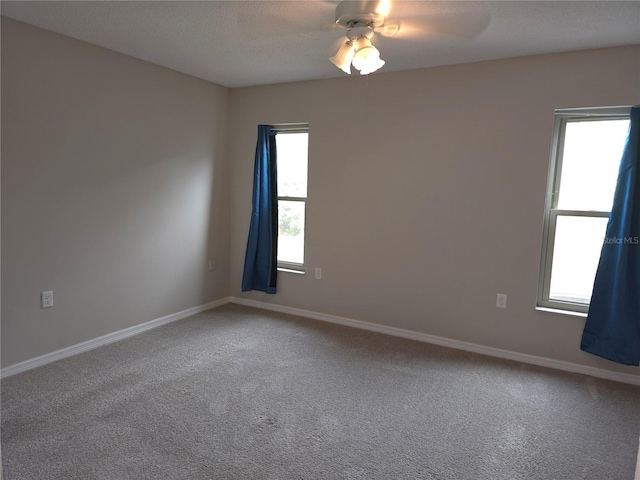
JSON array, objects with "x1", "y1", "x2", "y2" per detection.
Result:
[
  {"x1": 330, "y1": 0, "x2": 392, "y2": 16},
  {"x1": 375, "y1": 23, "x2": 400, "y2": 38},
  {"x1": 389, "y1": 10, "x2": 491, "y2": 41},
  {"x1": 321, "y1": 22, "x2": 343, "y2": 33}
]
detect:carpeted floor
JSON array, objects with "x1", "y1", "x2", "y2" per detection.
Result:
[{"x1": 2, "y1": 304, "x2": 639, "y2": 479}]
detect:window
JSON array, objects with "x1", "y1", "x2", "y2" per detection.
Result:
[
  {"x1": 274, "y1": 124, "x2": 309, "y2": 272},
  {"x1": 538, "y1": 107, "x2": 630, "y2": 313}
]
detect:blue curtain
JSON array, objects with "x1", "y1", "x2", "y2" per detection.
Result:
[
  {"x1": 580, "y1": 107, "x2": 640, "y2": 365},
  {"x1": 241, "y1": 125, "x2": 278, "y2": 294}
]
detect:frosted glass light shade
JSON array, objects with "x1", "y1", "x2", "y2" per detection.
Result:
[
  {"x1": 352, "y1": 38, "x2": 385, "y2": 75},
  {"x1": 330, "y1": 42, "x2": 355, "y2": 74}
]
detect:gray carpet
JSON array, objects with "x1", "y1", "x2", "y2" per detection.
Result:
[{"x1": 2, "y1": 304, "x2": 639, "y2": 480}]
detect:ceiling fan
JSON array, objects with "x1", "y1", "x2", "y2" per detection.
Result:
[{"x1": 325, "y1": 0, "x2": 491, "y2": 76}]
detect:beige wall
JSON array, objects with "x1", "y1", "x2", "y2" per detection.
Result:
[
  {"x1": 2, "y1": 16, "x2": 639, "y2": 378},
  {"x1": 1, "y1": 18, "x2": 230, "y2": 366},
  {"x1": 230, "y1": 46, "x2": 640, "y2": 377}
]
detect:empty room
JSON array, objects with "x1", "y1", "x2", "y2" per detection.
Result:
[{"x1": 1, "y1": 1, "x2": 639, "y2": 479}]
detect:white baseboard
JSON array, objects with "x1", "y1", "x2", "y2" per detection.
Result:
[
  {"x1": 230, "y1": 297, "x2": 640, "y2": 387},
  {"x1": 0, "y1": 297, "x2": 232, "y2": 378},
  {"x1": 5, "y1": 295, "x2": 638, "y2": 386}
]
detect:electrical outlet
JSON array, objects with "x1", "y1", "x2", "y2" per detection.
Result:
[
  {"x1": 41, "y1": 291, "x2": 54, "y2": 309},
  {"x1": 315, "y1": 268, "x2": 322, "y2": 280},
  {"x1": 496, "y1": 293, "x2": 507, "y2": 309},
  {"x1": 209, "y1": 259, "x2": 216, "y2": 271}
]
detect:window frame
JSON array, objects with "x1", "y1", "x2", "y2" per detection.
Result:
[
  {"x1": 537, "y1": 106, "x2": 631, "y2": 313},
  {"x1": 273, "y1": 123, "x2": 309, "y2": 273}
]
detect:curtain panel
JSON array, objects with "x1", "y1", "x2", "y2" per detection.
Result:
[
  {"x1": 581, "y1": 107, "x2": 640, "y2": 365},
  {"x1": 241, "y1": 125, "x2": 278, "y2": 294}
]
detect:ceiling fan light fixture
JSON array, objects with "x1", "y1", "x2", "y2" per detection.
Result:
[
  {"x1": 352, "y1": 37, "x2": 385, "y2": 75},
  {"x1": 329, "y1": 4, "x2": 389, "y2": 76},
  {"x1": 330, "y1": 41, "x2": 356, "y2": 74}
]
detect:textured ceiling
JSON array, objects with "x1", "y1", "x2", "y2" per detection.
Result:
[{"x1": 2, "y1": 1, "x2": 639, "y2": 88}]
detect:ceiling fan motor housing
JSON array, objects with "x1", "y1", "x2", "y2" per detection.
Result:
[
  {"x1": 347, "y1": 26, "x2": 375, "y2": 42},
  {"x1": 335, "y1": 0, "x2": 387, "y2": 29}
]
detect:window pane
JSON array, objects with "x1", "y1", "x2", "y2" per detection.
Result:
[
  {"x1": 276, "y1": 133, "x2": 308, "y2": 198},
  {"x1": 278, "y1": 200, "x2": 305, "y2": 265},
  {"x1": 549, "y1": 215, "x2": 608, "y2": 304},
  {"x1": 557, "y1": 119, "x2": 629, "y2": 211}
]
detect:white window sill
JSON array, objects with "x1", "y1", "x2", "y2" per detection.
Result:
[
  {"x1": 535, "y1": 306, "x2": 587, "y2": 318},
  {"x1": 277, "y1": 268, "x2": 305, "y2": 275}
]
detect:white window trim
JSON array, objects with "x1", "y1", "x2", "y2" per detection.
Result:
[
  {"x1": 537, "y1": 106, "x2": 631, "y2": 314},
  {"x1": 273, "y1": 123, "x2": 309, "y2": 273}
]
